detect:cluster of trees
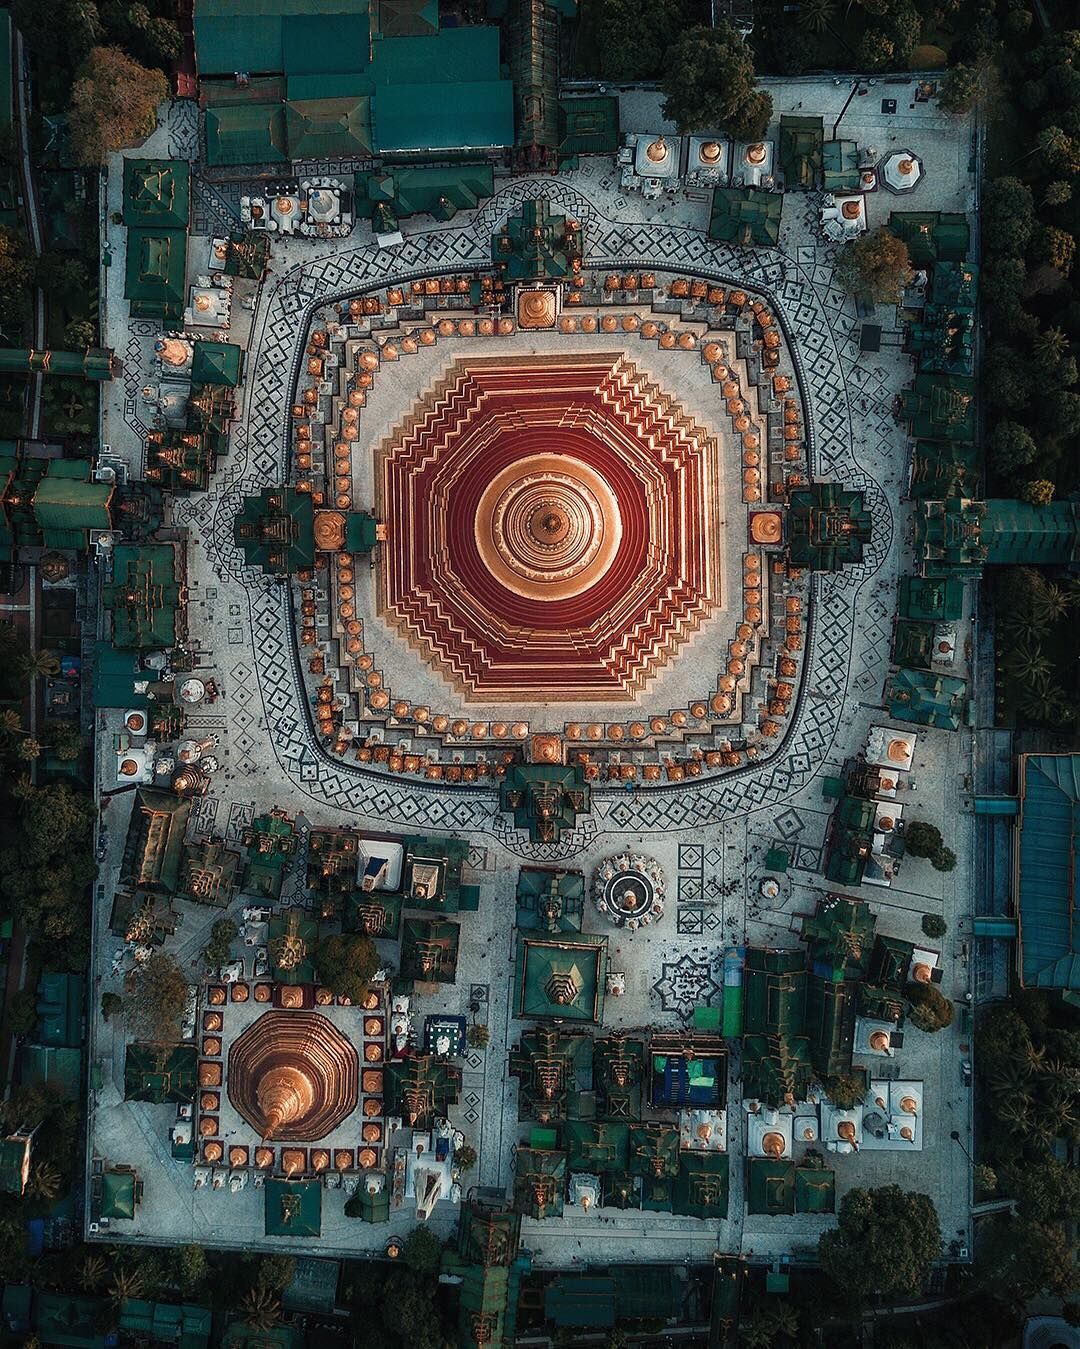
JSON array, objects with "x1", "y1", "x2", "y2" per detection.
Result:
[
  {"x1": 316, "y1": 931, "x2": 380, "y2": 1003},
  {"x1": 974, "y1": 995, "x2": 1080, "y2": 1300},
  {"x1": 342, "y1": 1226, "x2": 456, "y2": 1349},
  {"x1": 818, "y1": 1185, "x2": 942, "y2": 1302},
  {"x1": 836, "y1": 227, "x2": 914, "y2": 306},
  {"x1": 904, "y1": 821, "x2": 957, "y2": 873},
  {"x1": 973, "y1": 31, "x2": 1080, "y2": 502},
  {"x1": 660, "y1": 25, "x2": 773, "y2": 140},
  {"x1": 993, "y1": 566, "x2": 1077, "y2": 726},
  {"x1": 12, "y1": 0, "x2": 174, "y2": 163}
]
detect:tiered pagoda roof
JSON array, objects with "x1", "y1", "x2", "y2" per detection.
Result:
[{"x1": 101, "y1": 543, "x2": 184, "y2": 649}]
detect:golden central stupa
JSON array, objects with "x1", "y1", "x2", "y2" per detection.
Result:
[{"x1": 227, "y1": 1010, "x2": 359, "y2": 1141}]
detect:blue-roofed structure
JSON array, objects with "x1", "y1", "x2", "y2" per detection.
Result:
[{"x1": 1015, "y1": 754, "x2": 1080, "y2": 997}]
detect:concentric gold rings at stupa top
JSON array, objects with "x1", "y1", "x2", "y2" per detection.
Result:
[{"x1": 473, "y1": 452, "x2": 624, "y2": 601}]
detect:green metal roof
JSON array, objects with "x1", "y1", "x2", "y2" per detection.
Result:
[
  {"x1": 355, "y1": 164, "x2": 494, "y2": 224},
  {"x1": 370, "y1": 27, "x2": 500, "y2": 82},
  {"x1": 234, "y1": 487, "x2": 315, "y2": 575},
  {"x1": 92, "y1": 641, "x2": 147, "y2": 709},
  {"x1": 205, "y1": 104, "x2": 288, "y2": 167},
  {"x1": 822, "y1": 139, "x2": 860, "y2": 193},
  {"x1": 375, "y1": 0, "x2": 439, "y2": 36},
  {"x1": 909, "y1": 440, "x2": 980, "y2": 501},
  {"x1": 34, "y1": 1292, "x2": 110, "y2": 1348},
  {"x1": 982, "y1": 499, "x2": 1080, "y2": 566},
  {"x1": 190, "y1": 340, "x2": 243, "y2": 388},
  {"x1": 709, "y1": 186, "x2": 782, "y2": 247},
  {"x1": 805, "y1": 972, "x2": 854, "y2": 1078},
  {"x1": 564, "y1": 1120, "x2": 629, "y2": 1173},
  {"x1": 400, "y1": 916, "x2": 460, "y2": 983},
  {"x1": 264, "y1": 1179, "x2": 322, "y2": 1237},
  {"x1": 779, "y1": 115, "x2": 823, "y2": 189},
  {"x1": 373, "y1": 79, "x2": 512, "y2": 152},
  {"x1": 742, "y1": 947, "x2": 806, "y2": 1036},
  {"x1": 801, "y1": 894, "x2": 876, "y2": 981},
  {"x1": 1016, "y1": 754, "x2": 1080, "y2": 992},
  {"x1": 795, "y1": 1164, "x2": 836, "y2": 1213},
  {"x1": 286, "y1": 72, "x2": 374, "y2": 101},
  {"x1": 282, "y1": 12, "x2": 370, "y2": 74},
  {"x1": 18, "y1": 1044, "x2": 82, "y2": 1098},
  {"x1": 514, "y1": 932, "x2": 607, "y2": 1022},
  {"x1": 746, "y1": 1158, "x2": 794, "y2": 1215},
  {"x1": 101, "y1": 543, "x2": 182, "y2": 649},
  {"x1": 885, "y1": 667, "x2": 968, "y2": 731},
  {"x1": 124, "y1": 228, "x2": 187, "y2": 320},
  {"x1": 125, "y1": 1043, "x2": 198, "y2": 1103},
  {"x1": 892, "y1": 618, "x2": 936, "y2": 669},
  {"x1": 35, "y1": 971, "x2": 84, "y2": 1048},
  {"x1": 889, "y1": 210, "x2": 970, "y2": 265},
  {"x1": 101, "y1": 1169, "x2": 136, "y2": 1220},
  {"x1": 558, "y1": 97, "x2": 618, "y2": 156},
  {"x1": 31, "y1": 459, "x2": 112, "y2": 543},
  {"x1": 285, "y1": 96, "x2": 372, "y2": 158},
  {"x1": 122, "y1": 159, "x2": 191, "y2": 230},
  {"x1": 544, "y1": 1276, "x2": 616, "y2": 1329},
  {"x1": 672, "y1": 1150, "x2": 729, "y2": 1219}
]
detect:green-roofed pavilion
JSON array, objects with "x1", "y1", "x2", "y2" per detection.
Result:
[
  {"x1": 101, "y1": 1168, "x2": 138, "y2": 1220},
  {"x1": 800, "y1": 893, "x2": 876, "y2": 981},
  {"x1": 805, "y1": 972, "x2": 854, "y2": 1078},
  {"x1": 499, "y1": 762, "x2": 591, "y2": 843},
  {"x1": 905, "y1": 261, "x2": 977, "y2": 376},
  {"x1": 401, "y1": 917, "x2": 460, "y2": 984},
  {"x1": 885, "y1": 668, "x2": 968, "y2": 730},
  {"x1": 892, "y1": 618, "x2": 936, "y2": 669},
  {"x1": 190, "y1": 340, "x2": 243, "y2": 388},
  {"x1": 825, "y1": 794, "x2": 877, "y2": 885},
  {"x1": 101, "y1": 543, "x2": 182, "y2": 649},
  {"x1": 787, "y1": 482, "x2": 872, "y2": 571},
  {"x1": 492, "y1": 197, "x2": 584, "y2": 284},
  {"x1": 902, "y1": 372, "x2": 975, "y2": 442},
  {"x1": 795, "y1": 1163, "x2": 836, "y2": 1213},
  {"x1": 344, "y1": 887, "x2": 403, "y2": 939},
  {"x1": 779, "y1": 115, "x2": 823, "y2": 189},
  {"x1": 30, "y1": 460, "x2": 113, "y2": 549},
  {"x1": 122, "y1": 160, "x2": 191, "y2": 230},
  {"x1": 118, "y1": 1300, "x2": 211, "y2": 1347},
  {"x1": 514, "y1": 932, "x2": 607, "y2": 1022},
  {"x1": 373, "y1": 79, "x2": 511, "y2": 153},
  {"x1": 353, "y1": 1182, "x2": 391, "y2": 1222},
  {"x1": 981, "y1": 499, "x2": 1080, "y2": 567},
  {"x1": 672, "y1": 1150, "x2": 729, "y2": 1219},
  {"x1": 558, "y1": 96, "x2": 619, "y2": 156},
  {"x1": 401, "y1": 834, "x2": 476, "y2": 911},
  {"x1": 1015, "y1": 754, "x2": 1080, "y2": 995},
  {"x1": 594, "y1": 1034, "x2": 646, "y2": 1120},
  {"x1": 384, "y1": 1053, "x2": 461, "y2": 1127},
  {"x1": 509, "y1": 1024, "x2": 593, "y2": 1123},
  {"x1": 376, "y1": 0, "x2": 439, "y2": 36},
  {"x1": 708, "y1": 186, "x2": 782, "y2": 246},
  {"x1": 910, "y1": 440, "x2": 980, "y2": 500},
  {"x1": 747, "y1": 1157, "x2": 795, "y2": 1214},
  {"x1": 899, "y1": 574, "x2": 964, "y2": 622},
  {"x1": 285, "y1": 96, "x2": 372, "y2": 158},
  {"x1": 234, "y1": 487, "x2": 315, "y2": 576},
  {"x1": 565, "y1": 1120, "x2": 629, "y2": 1173},
  {"x1": 743, "y1": 947, "x2": 806, "y2": 1035},
  {"x1": 33, "y1": 1292, "x2": 110, "y2": 1348},
  {"x1": 124, "y1": 1043, "x2": 197, "y2": 1103},
  {"x1": 515, "y1": 866, "x2": 584, "y2": 933},
  {"x1": 355, "y1": 164, "x2": 494, "y2": 227},
  {"x1": 241, "y1": 811, "x2": 297, "y2": 899},
  {"x1": 628, "y1": 1122, "x2": 679, "y2": 1181},
  {"x1": 823, "y1": 139, "x2": 860, "y2": 192},
  {"x1": 205, "y1": 104, "x2": 288, "y2": 167},
  {"x1": 512, "y1": 1147, "x2": 566, "y2": 1218},
  {"x1": 265, "y1": 1179, "x2": 321, "y2": 1237},
  {"x1": 125, "y1": 228, "x2": 187, "y2": 322},
  {"x1": 120, "y1": 787, "x2": 192, "y2": 894},
  {"x1": 889, "y1": 210, "x2": 970, "y2": 265},
  {"x1": 742, "y1": 1033, "x2": 813, "y2": 1108}
]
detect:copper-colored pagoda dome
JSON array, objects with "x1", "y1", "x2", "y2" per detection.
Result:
[
  {"x1": 227, "y1": 1010, "x2": 359, "y2": 1141},
  {"x1": 761, "y1": 1131, "x2": 786, "y2": 1158}
]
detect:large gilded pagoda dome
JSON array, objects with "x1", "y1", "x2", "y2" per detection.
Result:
[{"x1": 227, "y1": 1010, "x2": 359, "y2": 1141}]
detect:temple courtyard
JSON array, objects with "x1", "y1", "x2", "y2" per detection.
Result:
[{"x1": 87, "y1": 79, "x2": 978, "y2": 1269}]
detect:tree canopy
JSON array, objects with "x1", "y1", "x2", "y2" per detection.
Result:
[
  {"x1": 593, "y1": 0, "x2": 687, "y2": 81},
  {"x1": 660, "y1": 25, "x2": 772, "y2": 139},
  {"x1": 123, "y1": 952, "x2": 189, "y2": 1043},
  {"x1": 69, "y1": 45, "x2": 168, "y2": 165},
  {"x1": 819, "y1": 1185, "x2": 941, "y2": 1302},
  {"x1": 316, "y1": 933, "x2": 379, "y2": 1003},
  {"x1": 835, "y1": 228, "x2": 913, "y2": 305}
]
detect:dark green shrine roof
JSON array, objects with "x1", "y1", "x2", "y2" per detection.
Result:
[
  {"x1": 190, "y1": 340, "x2": 243, "y2": 388},
  {"x1": 122, "y1": 159, "x2": 191, "y2": 230},
  {"x1": 124, "y1": 1043, "x2": 197, "y2": 1103},
  {"x1": 779, "y1": 115, "x2": 823, "y2": 190},
  {"x1": 787, "y1": 482, "x2": 872, "y2": 571},
  {"x1": 125, "y1": 228, "x2": 187, "y2": 321},
  {"x1": 102, "y1": 544, "x2": 182, "y2": 649},
  {"x1": 492, "y1": 197, "x2": 584, "y2": 283},
  {"x1": 885, "y1": 667, "x2": 968, "y2": 731},
  {"x1": 822, "y1": 139, "x2": 860, "y2": 193},
  {"x1": 1016, "y1": 754, "x2": 1080, "y2": 993},
  {"x1": 514, "y1": 932, "x2": 606, "y2": 1022},
  {"x1": 264, "y1": 1179, "x2": 321, "y2": 1237},
  {"x1": 234, "y1": 487, "x2": 315, "y2": 575},
  {"x1": 709, "y1": 186, "x2": 781, "y2": 247}
]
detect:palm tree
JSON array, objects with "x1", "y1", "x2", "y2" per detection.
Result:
[
  {"x1": 241, "y1": 1286, "x2": 281, "y2": 1332},
  {"x1": 1033, "y1": 326, "x2": 1070, "y2": 366},
  {"x1": 0, "y1": 708, "x2": 23, "y2": 737},
  {"x1": 989, "y1": 1058, "x2": 1033, "y2": 1099},
  {"x1": 16, "y1": 737, "x2": 41, "y2": 762},
  {"x1": 1030, "y1": 581, "x2": 1070, "y2": 627},
  {"x1": 1004, "y1": 648, "x2": 1053, "y2": 684},
  {"x1": 997, "y1": 1093, "x2": 1033, "y2": 1134},
  {"x1": 1016, "y1": 682, "x2": 1069, "y2": 724},
  {"x1": 20, "y1": 649, "x2": 60, "y2": 681},
  {"x1": 78, "y1": 1252, "x2": 107, "y2": 1292},
  {"x1": 27, "y1": 1161, "x2": 61, "y2": 1202},
  {"x1": 798, "y1": 0, "x2": 836, "y2": 33},
  {"x1": 108, "y1": 1266, "x2": 145, "y2": 1306}
]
